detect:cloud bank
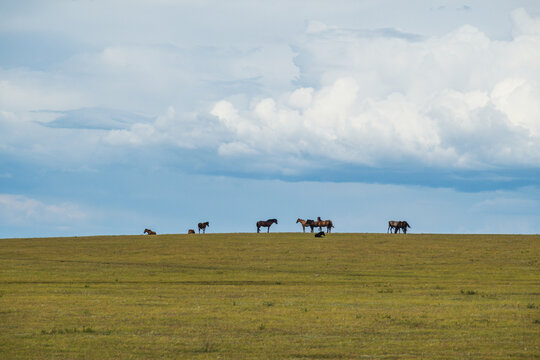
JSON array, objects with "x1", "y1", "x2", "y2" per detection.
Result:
[
  {"x1": 1, "y1": 7, "x2": 539, "y2": 180},
  {"x1": 211, "y1": 10, "x2": 540, "y2": 171}
]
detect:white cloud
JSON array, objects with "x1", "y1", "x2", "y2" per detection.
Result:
[
  {"x1": 1, "y1": 6, "x2": 540, "y2": 174},
  {"x1": 0, "y1": 194, "x2": 87, "y2": 225},
  {"x1": 207, "y1": 9, "x2": 540, "y2": 169}
]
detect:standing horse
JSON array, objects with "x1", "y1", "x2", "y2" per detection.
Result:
[
  {"x1": 198, "y1": 222, "x2": 209, "y2": 234},
  {"x1": 296, "y1": 218, "x2": 314, "y2": 233},
  {"x1": 256, "y1": 219, "x2": 278, "y2": 233},
  {"x1": 396, "y1": 221, "x2": 411, "y2": 234},
  {"x1": 317, "y1": 217, "x2": 334, "y2": 233},
  {"x1": 388, "y1": 221, "x2": 400, "y2": 233},
  {"x1": 144, "y1": 228, "x2": 156, "y2": 235},
  {"x1": 305, "y1": 219, "x2": 319, "y2": 233}
]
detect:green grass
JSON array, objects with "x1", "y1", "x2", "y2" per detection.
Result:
[{"x1": 0, "y1": 233, "x2": 538, "y2": 359}]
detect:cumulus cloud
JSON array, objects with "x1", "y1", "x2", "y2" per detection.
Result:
[
  {"x1": 208, "y1": 9, "x2": 540, "y2": 169},
  {"x1": 1, "y1": 6, "x2": 540, "y2": 177}
]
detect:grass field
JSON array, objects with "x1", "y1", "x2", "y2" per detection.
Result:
[{"x1": 0, "y1": 233, "x2": 539, "y2": 359}]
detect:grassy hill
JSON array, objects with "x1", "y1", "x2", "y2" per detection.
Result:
[{"x1": 0, "y1": 233, "x2": 538, "y2": 359}]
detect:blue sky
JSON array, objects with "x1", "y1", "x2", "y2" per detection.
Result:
[{"x1": 1, "y1": 0, "x2": 540, "y2": 237}]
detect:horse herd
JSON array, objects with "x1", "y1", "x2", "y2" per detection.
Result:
[{"x1": 144, "y1": 219, "x2": 411, "y2": 235}]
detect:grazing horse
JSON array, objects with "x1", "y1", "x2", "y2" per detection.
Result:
[
  {"x1": 396, "y1": 221, "x2": 411, "y2": 234},
  {"x1": 198, "y1": 221, "x2": 209, "y2": 234},
  {"x1": 296, "y1": 218, "x2": 314, "y2": 233},
  {"x1": 316, "y1": 217, "x2": 334, "y2": 233},
  {"x1": 257, "y1": 219, "x2": 278, "y2": 233},
  {"x1": 314, "y1": 231, "x2": 325, "y2": 238},
  {"x1": 144, "y1": 228, "x2": 156, "y2": 235},
  {"x1": 188, "y1": 229, "x2": 195, "y2": 234},
  {"x1": 388, "y1": 221, "x2": 400, "y2": 233},
  {"x1": 388, "y1": 220, "x2": 411, "y2": 234}
]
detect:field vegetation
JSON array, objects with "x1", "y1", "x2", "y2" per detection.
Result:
[{"x1": 0, "y1": 233, "x2": 539, "y2": 359}]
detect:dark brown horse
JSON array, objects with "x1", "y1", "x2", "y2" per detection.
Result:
[
  {"x1": 257, "y1": 218, "x2": 278, "y2": 233},
  {"x1": 144, "y1": 228, "x2": 156, "y2": 235},
  {"x1": 296, "y1": 218, "x2": 314, "y2": 233},
  {"x1": 198, "y1": 221, "x2": 209, "y2": 234},
  {"x1": 188, "y1": 229, "x2": 195, "y2": 234},
  {"x1": 396, "y1": 221, "x2": 410, "y2": 234},
  {"x1": 305, "y1": 219, "x2": 318, "y2": 233},
  {"x1": 388, "y1": 220, "x2": 411, "y2": 234}
]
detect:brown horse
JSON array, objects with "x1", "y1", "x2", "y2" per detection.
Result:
[
  {"x1": 198, "y1": 221, "x2": 209, "y2": 234},
  {"x1": 388, "y1": 220, "x2": 411, "y2": 234},
  {"x1": 396, "y1": 221, "x2": 411, "y2": 234},
  {"x1": 257, "y1": 219, "x2": 278, "y2": 233},
  {"x1": 388, "y1": 221, "x2": 400, "y2": 233},
  {"x1": 188, "y1": 229, "x2": 195, "y2": 234},
  {"x1": 305, "y1": 218, "x2": 334, "y2": 233},
  {"x1": 316, "y1": 217, "x2": 334, "y2": 233},
  {"x1": 305, "y1": 219, "x2": 318, "y2": 233},
  {"x1": 296, "y1": 218, "x2": 314, "y2": 233},
  {"x1": 144, "y1": 228, "x2": 156, "y2": 235}
]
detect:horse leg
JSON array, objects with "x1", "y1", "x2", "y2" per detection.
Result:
[
  {"x1": 257, "y1": 226, "x2": 260, "y2": 233},
  {"x1": 267, "y1": 226, "x2": 270, "y2": 233}
]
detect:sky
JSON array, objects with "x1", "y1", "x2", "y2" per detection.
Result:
[{"x1": 1, "y1": 0, "x2": 540, "y2": 237}]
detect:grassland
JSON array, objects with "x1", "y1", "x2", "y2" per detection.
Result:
[{"x1": 0, "y1": 233, "x2": 539, "y2": 359}]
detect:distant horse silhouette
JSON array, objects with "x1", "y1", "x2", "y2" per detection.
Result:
[
  {"x1": 144, "y1": 228, "x2": 156, "y2": 235},
  {"x1": 396, "y1": 221, "x2": 411, "y2": 234},
  {"x1": 388, "y1": 220, "x2": 410, "y2": 234},
  {"x1": 316, "y1": 217, "x2": 334, "y2": 233},
  {"x1": 257, "y1": 219, "x2": 278, "y2": 233},
  {"x1": 305, "y1": 219, "x2": 318, "y2": 233},
  {"x1": 188, "y1": 229, "x2": 195, "y2": 234},
  {"x1": 314, "y1": 231, "x2": 325, "y2": 238},
  {"x1": 296, "y1": 218, "x2": 314, "y2": 233},
  {"x1": 198, "y1": 222, "x2": 209, "y2": 234},
  {"x1": 305, "y1": 218, "x2": 334, "y2": 233},
  {"x1": 387, "y1": 221, "x2": 400, "y2": 233}
]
